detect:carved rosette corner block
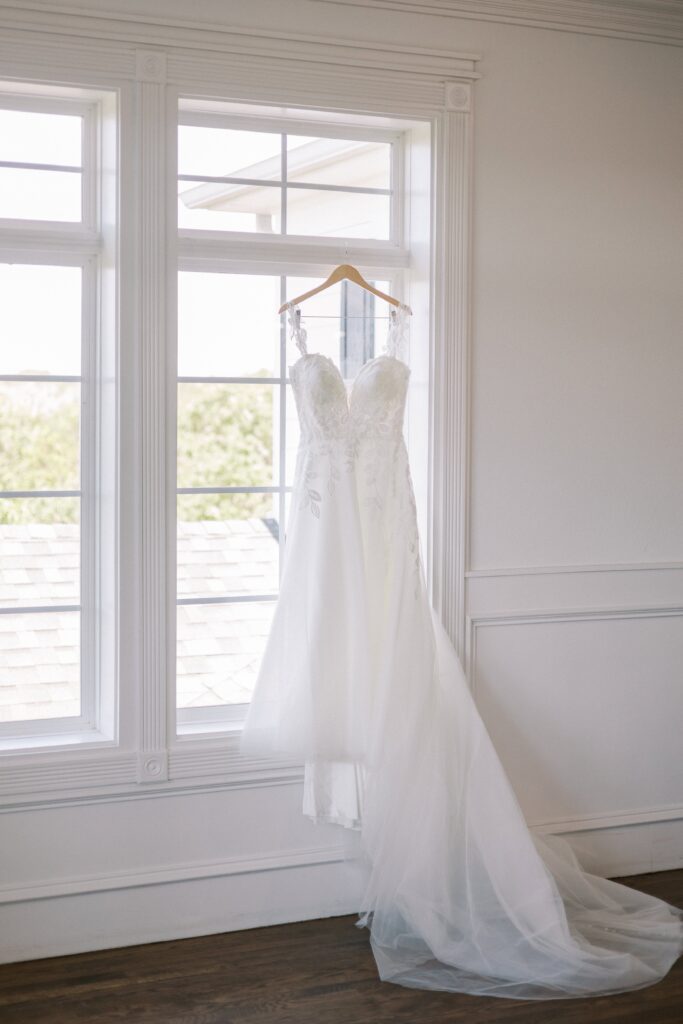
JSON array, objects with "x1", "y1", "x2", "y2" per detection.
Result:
[
  {"x1": 444, "y1": 81, "x2": 471, "y2": 112},
  {"x1": 137, "y1": 752, "x2": 169, "y2": 783},
  {"x1": 135, "y1": 50, "x2": 167, "y2": 83}
]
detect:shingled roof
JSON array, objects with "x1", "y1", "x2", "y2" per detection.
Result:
[{"x1": 0, "y1": 518, "x2": 278, "y2": 723}]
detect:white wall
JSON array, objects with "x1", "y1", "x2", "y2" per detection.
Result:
[
  {"x1": 1, "y1": 0, "x2": 682, "y2": 963},
  {"x1": 462, "y1": 23, "x2": 683, "y2": 865}
]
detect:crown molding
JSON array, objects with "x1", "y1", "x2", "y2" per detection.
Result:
[
  {"x1": 313, "y1": 0, "x2": 683, "y2": 47},
  {"x1": 0, "y1": 2, "x2": 480, "y2": 79}
]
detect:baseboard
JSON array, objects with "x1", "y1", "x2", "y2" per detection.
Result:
[
  {"x1": 0, "y1": 843, "x2": 350, "y2": 905},
  {"x1": 0, "y1": 848, "x2": 368, "y2": 965},
  {"x1": 2, "y1": 818, "x2": 681, "y2": 965},
  {"x1": 552, "y1": 816, "x2": 683, "y2": 879}
]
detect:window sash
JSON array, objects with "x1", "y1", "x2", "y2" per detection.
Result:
[
  {"x1": 0, "y1": 96, "x2": 98, "y2": 231},
  {"x1": 177, "y1": 109, "x2": 403, "y2": 246},
  {"x1": 0, "y1": 252, "x2": 99, "y2": 739},
  {"x1": 0, "y1": 89, "x2": 111, "y2": 744}
]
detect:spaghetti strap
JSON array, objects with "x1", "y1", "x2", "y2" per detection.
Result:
[
  {"x1": 284, "y1": 303, "x2": 308, "y2": 356},
  {"x1": 385, "y1": 302, "x2": 412, "y2": 360}
]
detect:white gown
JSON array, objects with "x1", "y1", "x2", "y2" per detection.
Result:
[{"x1": 239, "y1": 304, "x2": 683, "y2": 999}]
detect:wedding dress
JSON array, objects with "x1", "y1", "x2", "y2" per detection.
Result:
[{"x1": 239, "y1": 303, "x2": 683, "y2": 999}]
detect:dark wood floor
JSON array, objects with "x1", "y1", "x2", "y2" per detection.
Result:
[{"x1": 1, "y1": 869, "x2": 681, "y2": 1024}]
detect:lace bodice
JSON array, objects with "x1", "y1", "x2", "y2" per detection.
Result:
[
  {"x1": 290, "y1": 352, "x2": 410, "y2": 446},
  {"x1": 287, "y1": 303, "x2": 412, "y2": 446}
]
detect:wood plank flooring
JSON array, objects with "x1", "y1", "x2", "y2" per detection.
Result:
[{"x1": 0, "y1": 868, "x2": 681, "y2": 1023}]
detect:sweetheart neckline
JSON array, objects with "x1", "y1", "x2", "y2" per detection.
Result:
[{"x1": 289, "y1": 352, "x2": 410, "y2": 402}]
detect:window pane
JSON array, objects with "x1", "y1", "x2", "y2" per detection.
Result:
[
  {"x1": 287, "y1": 135, "x2": 391, "y2": 190},
  {"x1": 178, "y1": 181, "x2": 281, "y2": 233},
  {"x1": 0, "y1": 167, "x2": 81, "y2": 222},
  {"x1": 177, "y1": 493, "x2": 279, "y2": 599},
  {"x1": 177, "y1": 383, "x2": 278, "y2": 488},
  {"x1": 284, "y1": 276, "x2": 346, "y2": 365},
  {"x1": 0, "y1": 264, "x2": 81, "y2": 375},
  {"x1": 178, "y1": 125, "x2": 282, "y2": 233},
  {"x1": 177, "y1": 600, "x2": 275, "y2": 708},
  {"x1": 286, "y1": 188, "x2": 389, "y2": 239},
  {"x1": 0, "y1": 381, "x2": 80, "y2": 491},
  {"x1": 284, "y1": 276, "x2": 391, "y2": 368},
  {"x1": 0, "y1": 497, "x2": 79, "y2": 608},
  {"x1": 0, "y1": 610, "x2": 80, "y2": 722},
  {"x1": 179, "y1": 126, "x2": 281, "y2": 178},
  {"x1": 178, "y1": 273, "x2": 281, "y2": 377},
  {"x1": 0, "y1": 109, "x2": 82, "y2": 166}
]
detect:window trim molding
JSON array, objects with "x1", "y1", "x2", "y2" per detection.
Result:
[{"x1": 0, "y1": 14, "x2": 478, "y2": 807}]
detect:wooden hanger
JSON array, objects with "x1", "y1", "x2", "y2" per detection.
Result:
[{"x1": 278, "y1": 264, "x2": 403, "y2": 314}]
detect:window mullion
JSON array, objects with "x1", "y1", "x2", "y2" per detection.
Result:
[{"x1": 136, "y1": 76, "x2": 174, "y2": 784}]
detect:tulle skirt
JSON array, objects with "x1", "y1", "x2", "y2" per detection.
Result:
[
  {"x1": 351, "y1": 606, "x2": 683, "y2": 999},
  {"x1": 241, "y1": 442, "x2": 683, "y2": 999}
]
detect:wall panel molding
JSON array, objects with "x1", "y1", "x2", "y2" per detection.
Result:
[
  {"x1": 466, "y1": 602, "x2": 683, "y2": 683},
  {"x1": 466, "y1": 605, "x2": 683, "y2": 836},
  {"x1": 531, "y1": 802, "x2": 683, "y2": 836},
  {"x1": 467, "y1": 560, "x2": 683, "y2": 578}
]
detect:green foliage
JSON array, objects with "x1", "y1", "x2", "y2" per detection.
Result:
[
  {"x1": 0, "y1": 380, "x2": 275, "y2": 524},
  {"x1": 177, "y1": 381, "x2": 274, "y2": 519},
  {"x1": 0, "y1": 382, "x2": 79, "y2": 524}
]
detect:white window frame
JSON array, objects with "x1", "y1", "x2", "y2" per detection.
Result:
[
  {"x1": 0, "y1": 20, "x2": 477, "y2": 805},
  {"x1": 0, "y1": 85, "x2": 118, "y2": 748}
]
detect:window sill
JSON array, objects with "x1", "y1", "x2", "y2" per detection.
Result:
[
  {"x1": 0, "y1": 728, "x2": 116, "y2": 755},
  {"x1": 175, "y1": 703, "x2": 248, "y2": 740},
  {"x1": 175, "y1": 720, "x2": 244, "y2": 740}
]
